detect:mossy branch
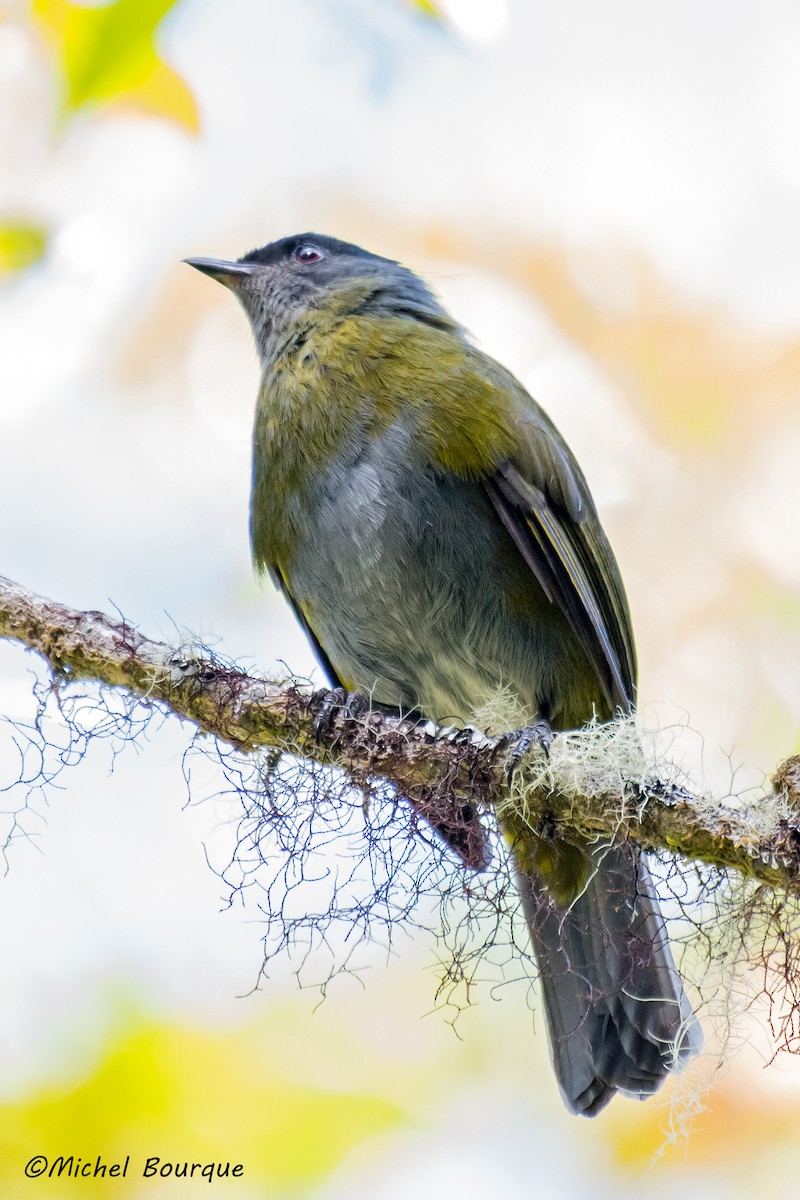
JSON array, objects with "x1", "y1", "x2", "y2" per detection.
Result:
[{"x1": 1, "y1": 573, "x2": 799, "y2": 889}]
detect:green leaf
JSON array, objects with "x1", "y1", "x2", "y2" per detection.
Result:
[{"x1": 32, "y1": 0, "x2": 199, "y2": 133}]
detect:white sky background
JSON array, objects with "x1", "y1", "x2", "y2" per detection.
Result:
[{"x1": 1, "y1": 0, "x2": 800, "y2": 1195}]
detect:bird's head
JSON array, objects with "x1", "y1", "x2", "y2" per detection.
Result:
[{"x1": 185, "y1": 233, "x2": 459, "y2": 362}]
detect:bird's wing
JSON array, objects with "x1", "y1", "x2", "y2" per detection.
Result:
[{"x1": 480, "y1": 392, "x2": 637, "y2": 714}]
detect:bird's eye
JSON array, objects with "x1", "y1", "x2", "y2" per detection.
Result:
[{"x1": 294, "y1": 243, "x2": 324, "y2": 264}]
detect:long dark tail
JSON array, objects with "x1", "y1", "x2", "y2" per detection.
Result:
[{"x1": 518, "y1": 843, "x2": 702, "y2": 1116}]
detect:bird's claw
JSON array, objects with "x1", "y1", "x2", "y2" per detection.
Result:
[
  {"x1": 311, "y1": 686, "x2": 368, "y2": 742},
  {"x1": 501, "y1": 718, "x2": 553, "y2": 784}
]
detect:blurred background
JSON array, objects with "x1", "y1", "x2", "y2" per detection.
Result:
[{"x1": 1, "y1": 0, "x2": 800, "y2": 1195}]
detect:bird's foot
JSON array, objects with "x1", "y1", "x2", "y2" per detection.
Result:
[
  {"x1": 500, "y1": 718, "x2": 553, "y2": 784},
  {"x1": 442, "y1": 723, "x2": 484, "y2": 747},
  {"x1": 311, "y1": 686, "x2": 369, "y2": 742},
  {"x1": 415, "y1": 721, "x2": 495, "y2": 751}
]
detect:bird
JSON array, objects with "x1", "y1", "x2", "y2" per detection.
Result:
[{"x1": 186, "y1": 233, "x2": 702, "y2": 1115}]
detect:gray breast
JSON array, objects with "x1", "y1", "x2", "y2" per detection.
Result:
[{"x1": 284, "y1": 422, "x2": 589, "y2": 727}]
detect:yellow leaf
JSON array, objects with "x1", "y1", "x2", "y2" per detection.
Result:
[
  {"x1": 32, "y1": 0, "x2": 199, "y2": 134},
  {"x1": 409, "y1": 0, "x2": 444, "y2": 18},
  {"x1": 0, "y1": 219, "x2": 47, "y2": 275},
  {"x1": 104, "y1": 56, "x2": 199, "y2": 132}
]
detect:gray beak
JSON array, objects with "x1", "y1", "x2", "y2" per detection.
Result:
[{"x1": 183, "y1": 257, "x2": 257, "y2": 287}]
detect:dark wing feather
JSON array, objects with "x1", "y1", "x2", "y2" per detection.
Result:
[
  {"x1": 270, "y1": 565, "x2": 344, "y2": 688},
  {"x1": 483, "y1": 415, "x2": 636, "y2": 713}
]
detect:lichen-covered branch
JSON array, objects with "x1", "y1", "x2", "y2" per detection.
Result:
[{"x1": 1, "y1": 573, "x2": 799, "y2": 889}]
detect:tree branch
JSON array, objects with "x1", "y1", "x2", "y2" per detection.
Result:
[{"x1": 1, "y1": 573, "x2": 799, "y2": 889}]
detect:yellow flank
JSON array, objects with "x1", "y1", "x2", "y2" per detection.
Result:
[{"x1": 501, "y1": 811, "x2": 591, "y2": 909}]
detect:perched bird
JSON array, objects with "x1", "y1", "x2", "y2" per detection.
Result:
[{"x1": 186, "y1": 234, "x2": 701, "y2": 1115}]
